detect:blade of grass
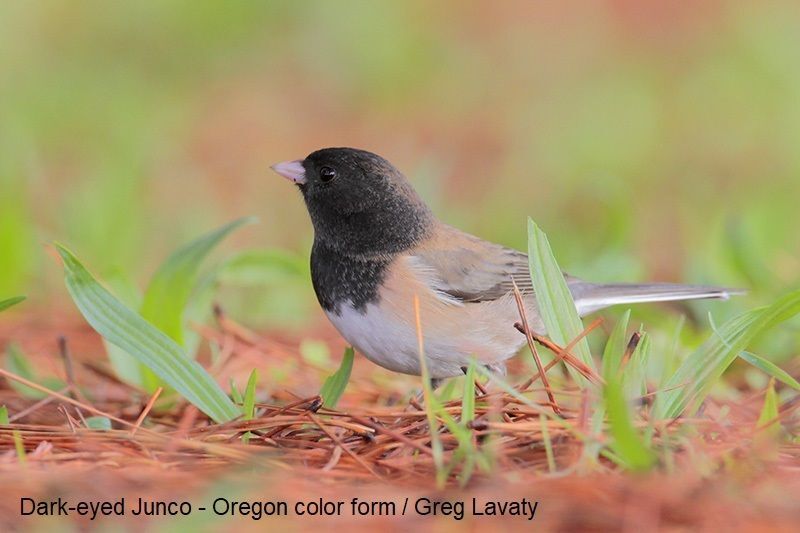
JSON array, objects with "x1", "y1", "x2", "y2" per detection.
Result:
[
  {"x1": 219, "y1": 248, "x2": 308, "y2": 284},
  {"x1": 625, "y1": 331, "x2": 650, "y2": 399},
  {"x1": 754, "y1": 379, "x2": 781, "y2": 460},
  {"x1": 136, "y1": 217, "x2": 256, "y2": 390},
  {"x1": 604, "y1": 375, "x2": 656, "y2": 471},
  {"x1": 100, "y1": 272, "x2": 146, "y2": 386},
  {"x1": 430, "y1": 398, "x2": 480, "y2": 487},
  {"x1": 409, "y1": 352, "x2": 480, "y2": 486},
  {"x1": 654, "y1": 289, "x2": 800, "y2": 419},
  {"x1": 5, "y1": 345, "x2": 38, "y2": 398},
  {"x1": 105, "y1": 342, "x2": 144, "y2": 389},
  {"x1": 539, "y1": 413, "x2": 556, "y2": 473},
  {"x1": 140, "y1": 217, "x2": 256, "y2": 344},
  {"x1": 710, "y1": 313, "x2": 800, "y2": 391},
  {"x1": 181, "y1": 271, "x2": 218, "y2": 359},
  {"x1": 241, "y1": 368, "x2": 258, "y2": 444},
  {"x1": 0, "y1": 296, "x2": 25, "y2": 312},
  {"x1": 738, "y1": 351, "x2": 800, "y2": 391},
  {"x1": 662, "y1": 315, "x2": 687, "y2": 385},
  {"x1": 229, "y1": 378, "x2": 244, "y2": 405},
  {"x1": 755, "y1": 379, "x2": 781, "y2": 440},
  {"x1": 0, "y1": 405, "x2": 26, "y2": 463},
  {"x1": 437, "y1": 377, "x2": 458, "y2": 402},
  {"x1": 5, "y1": 344, "x2": 65, "y2": 399},
  {"x1": 55, "y1": 243, "x2": 239, "y2": 423},
  {"x1": 319, "y1": 347, "x2": 354, "y2": 408},
  {"x1": 442, "y1": 359, "x2": 486, "y2": 485},
  {"x1": 461, "y1": 360, "x2": 476, "y2": 426},
  {"x1": 432, "y1": 389, "x2": 480, "y2": 486},
  {"x1": 582, "y1": 312, "x2": 632, "y2": 468},
  {"x1": 242, "y1": 369, "x2": 258, "y2": 419},
  {"x1": 413, "y1": 295, "x2": 446, "y2": 487},
  {"x1": 527, "y1": 218, "x2": 597, "y2": 387},
  {"x1": 602, "y1": 309, "x2": 631, "y2": 380}
]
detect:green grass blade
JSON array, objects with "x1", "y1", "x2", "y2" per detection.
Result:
[
  {"x1": 738, "y1": 351, "x2": 800, "y2": 391},
  {"x1": 5, "y1": 344, "x2": 65, "y2": 399},
  {"x1": 181, "y1": 271, "x2": 218, "y2": 359},
  {"x1": 659, "y1": 315, "x2": 687, "y2": 388},
  {"x1": 602, "y1": 309, "x2": 631, "y2": 380},
  {"x1": 583, "y1": 311, "x2": 632, "y2": 468},
  {"x1": 102, "y1": 272, "x2": 145, "y2": 387},
  {"x1": 136, "y1": 217, "x2": 254, "y2": 390},
  {"x1": 105, "y1": 342, "x2": 144, "y2": 389},
  {"x1": 55, "y1": 243, "x2": 239, "y2": 423},
  {"x1": 0, "y1": 296, "x2": 25, "y2": 312},
  {"x1": 140, "y1": 216, "x2": 256, "y2": 345},
  {"x1": 425, "y1": 388, "x2": 479, "y2": 486},
  {"x1": 219, "y1": 249, "x2": 308, "y2": 284},
  {"x1": 242, "y1": 369, "x2": 258, "y2": 419},
  {"x1": 756, "y1": 379, "x2": 780, "y2": 440},
  {"x1": 319, "y1": 346, "x2": 354, "y2": 408},
  {"x1": 540, "y1": 413, "x2": 556, "y2": 473},
  {"x1": 437, "y1": 378, "x2": 458, "y2": 402},
  {"x1": 5, "y1": 344, "x2": 40, "y2": 399},
  {"x1": 104, "y1": 268, "x2": 143, "y2": 309},
  {"x1": 655, "y1": 289, "x2": 800, "y2": 419},
  {"x1": 412, "y1": 298, "x2": 446, "y2": 487},
  {"x1": 604, "y1": 375, "x2": 656, "y2": 471},
  {"x1": 427, "y1": 382, "x2": 477, "y2": 487},
  {"x1": 527, "y1": 218, "x2": 597, "y2": 386},
  {"x1": 461, "y1": 360, "x2": 476, "y2": 425},
  {"x1": 0, "y1": 405, "x2": 26, "y2": 463},
  {"x1": 754, "y1": 380, "x2": 781, "y2": 459},
  {"x1": 241, "y1": 368, "x2": 258, "y2": 444},
  {"x1": 625, "y1": 330, "x2": 650, "y2": 399},
  {"x1": 229, "y1": 378, "x2": 243, "y2": 405}
]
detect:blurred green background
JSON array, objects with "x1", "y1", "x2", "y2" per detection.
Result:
[{"x1": 1, "y1": 0, "x2": 798, "y2": 332}]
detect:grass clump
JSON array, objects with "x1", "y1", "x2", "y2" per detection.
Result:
[{"x1": 55, "y1": 243, "x2": 240, "y2": 423}]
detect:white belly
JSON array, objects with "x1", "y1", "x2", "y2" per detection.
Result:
[{"x1": 325, "y1": 298, "x2": 527, "y2": 378}]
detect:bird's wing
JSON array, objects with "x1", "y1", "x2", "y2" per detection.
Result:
[
  {"x1": 408, "y1": 227, "x2": 739, "y2": 315},
  {"x1": 408, "y1": 226, "x2": 545, "y2": 304}
]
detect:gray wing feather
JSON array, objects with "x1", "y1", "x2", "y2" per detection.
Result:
[
  {"x1": 411, "y1": 232, "x2": 740, "y2": 313},
  {"x1": 411, "y1": 242, "x2": 535, "y2": 303}
]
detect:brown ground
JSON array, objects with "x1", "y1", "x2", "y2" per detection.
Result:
[{"x1": 1, "y1": 312, "x2": 799, "y2": 532}]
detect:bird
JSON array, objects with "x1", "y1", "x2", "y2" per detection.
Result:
[{"x1": 271, "y1": 147, "x2": 739, "y2": 380}]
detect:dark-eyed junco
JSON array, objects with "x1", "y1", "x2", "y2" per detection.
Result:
[{"x1": 272, "y1": 148, "x2": 738, "y2": 379}]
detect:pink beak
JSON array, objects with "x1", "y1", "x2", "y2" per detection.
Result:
[{"x1": 270, "y1": 160, "x2": 306, "y2": 185}]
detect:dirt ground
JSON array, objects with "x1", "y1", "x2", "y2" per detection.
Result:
[{"x1": 1, "y1": 313, "x2": 799, "y2": 532}]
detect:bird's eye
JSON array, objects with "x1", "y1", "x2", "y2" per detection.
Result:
[{"x1": 319, "y1": 166, "x2": 337, "y2": 182}]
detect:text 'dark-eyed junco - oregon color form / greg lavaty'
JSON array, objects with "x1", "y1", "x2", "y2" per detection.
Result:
[{"x1": 272, "y1": 148, "x2": 739, "y2": 380}]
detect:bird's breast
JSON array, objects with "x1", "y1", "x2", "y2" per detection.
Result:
[{"x1": 310, "y1": 241, "x2": 391, "y2": 313}]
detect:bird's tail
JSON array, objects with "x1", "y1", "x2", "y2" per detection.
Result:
[{"x1": 569, "y1": 281, "x2": 744, "y2": 316}]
